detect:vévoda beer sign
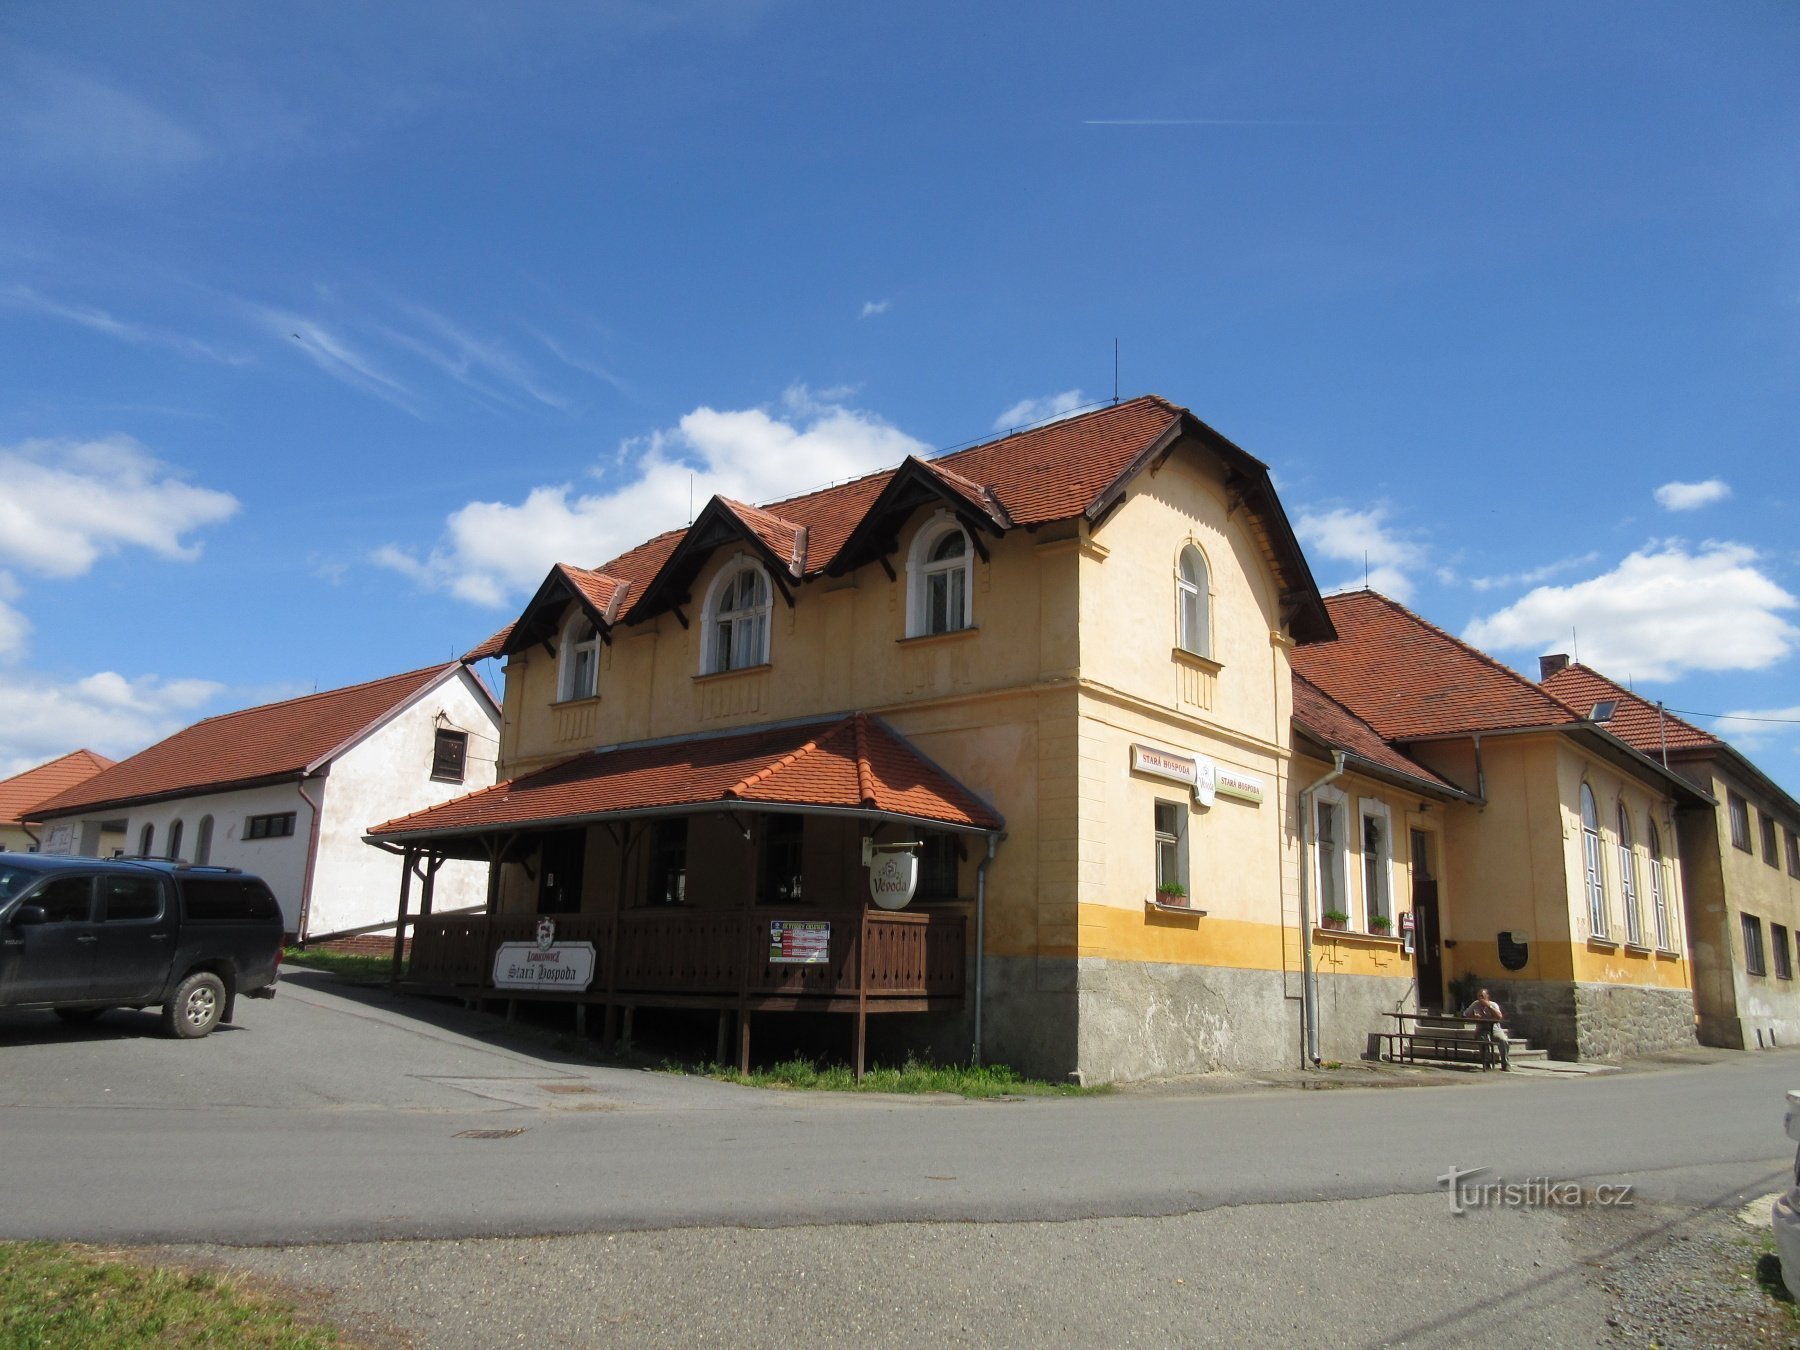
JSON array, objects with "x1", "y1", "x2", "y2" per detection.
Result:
[{"x1": 492, "y1": 917, "x2": 597, "y2": 992}]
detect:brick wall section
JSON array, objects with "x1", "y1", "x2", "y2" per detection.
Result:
[{"x1": 301, "y1": 934, "x2": 407, "y2": 958}]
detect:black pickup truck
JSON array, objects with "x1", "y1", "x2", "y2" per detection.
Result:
[{"x1": 0, "y1": 854, "x2": 282, "y2": 1038}]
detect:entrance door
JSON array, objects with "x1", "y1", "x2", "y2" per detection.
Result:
[
  {"x1": 536, "y1": 831, "x2": 585, "y2": 915},
  {"x1": 1410, "y1": 829, "x2": 1444, "y2": 1011}
]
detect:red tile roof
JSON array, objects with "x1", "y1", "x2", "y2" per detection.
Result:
[
  {"x1": 1291, "y1": 676, "x2": 1470, "y2": 797},
  {"x1": 1541, "y1": 664, "x2": 1721, "y2": 754},
  {"x1": 32, "y1": 664, "x2": 463, "y2": 818},
  {"x1": 1294, "y1": 591, "x2": 1583, "y2": 740},
  {"x1": 0, "y1": 750, "x2": 116, "y2": 827},
  {"x1": 717, "y1": 499, "x2": 807, "y2": 575},
  {"x1": 370, "y1": 713, "x2": 1003, "y2": 839}
]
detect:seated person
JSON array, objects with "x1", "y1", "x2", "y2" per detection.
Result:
[{"x1": 1461, "y1": 987, "x2": 1511, "y2": 1070}]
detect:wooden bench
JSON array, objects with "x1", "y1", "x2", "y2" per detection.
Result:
[{"x1": 1378, "y1": 1013, "x2": 1501, "y2": 1070}]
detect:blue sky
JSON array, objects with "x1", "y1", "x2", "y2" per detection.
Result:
[{"x1": 3, "y1": 2, "x2": 1799, "y2": 793}]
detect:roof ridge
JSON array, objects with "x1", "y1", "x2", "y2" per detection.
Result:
[
  {"x1": 724, "y1": 733, "x2": 828, "y2": 798},
  {"x1": 851, "y1": 713, "x2": 875, "y2": 808},
  {"x1": 187, "y1": 662, "x2": 454, "y2": 729},
  {"x1": 1543, "y1": 663, "x2": 1720, "y2": 746},
  {"x1": 1336, "y1": 590, "x2": 1585, "y2": 728}
]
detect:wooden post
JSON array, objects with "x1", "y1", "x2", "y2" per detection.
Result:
[
  {"x1": 716, "y1": 1010, "x2": 730, "y2": 1064},
  {"x1": 738, "y1": 1010, "x2": 752, "y2": 1075},
  {"x1": 420, "y1": 854, "x2": 441, "y2": 918},
  {"x1": 389, "y1": 847, "x2": 415, "y2": 983},
  {"x1": 854, "y1": 905, "x2": 870, "y2": 1082}
]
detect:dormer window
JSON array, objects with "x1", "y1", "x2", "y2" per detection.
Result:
[
  {"x1": 1176, "y1": 545, "x2": 1211, "y2": 658},
  {"x1": 908, "y1": 519, "x2": 973, "y2": 636},
  {"x1": 703, "y1": 559, "x2": 772, "y2": 674},
  {"x1": 559, "y1": 614, "x2": 600, "y2": 702}
]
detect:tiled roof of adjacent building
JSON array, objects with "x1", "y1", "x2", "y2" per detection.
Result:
[
  {"x1": 0, "y1": 750, "x2": 116, "y2": 827},
  {"x1": 31, "y1": 664, "x2": 464, "y2": 818},
  {"x1": 1293, "y1": 591, "x2": 1583, "y2": 740},
  {"x1": 370, "y1": 713, "x2": 1003, "y2": 840},
  {"x1": 466, "y1": 395, "x2": 1334, "y2": 662},
  {"x1": 1291, "y1": 676, "x2": 1471, "y2": 798},
  {"x1": 1540, "y1": 663, "x2": 1721, "y2": 755}
]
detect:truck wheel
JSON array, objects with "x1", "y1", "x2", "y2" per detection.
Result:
[
  {"x1": 54, "y1": 1008, "x2": 106, "y2": 1024},
  {"x1": 162, "y1": 972, "x2": 227, "y2": 1039}
]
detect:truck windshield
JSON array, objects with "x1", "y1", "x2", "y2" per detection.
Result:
[{"x1": 0, "y1": 866, "x2": 41, "y2": 905}]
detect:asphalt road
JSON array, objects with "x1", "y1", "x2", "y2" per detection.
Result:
[{"x1": 4, "y1": 970, "x2": 1795, "y2": 1347}]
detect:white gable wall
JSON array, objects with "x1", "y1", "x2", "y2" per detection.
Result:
[{"x1": 307, "y1": 667, "x2": 498, "y2": 938}]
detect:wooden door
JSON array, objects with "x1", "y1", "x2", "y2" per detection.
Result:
[
  {"x1": 1410, "y1": 829, "x2": 1444, "y2": 1011},
  {"x1": 536, "y1": 831, "x2": 585, "y2": 915}
]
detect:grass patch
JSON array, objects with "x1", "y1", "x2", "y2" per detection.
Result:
[
  {"x1": 682, "y1": 1055, "x2": 1107, "y2": 1098},
  {"x1": 0, "y1": 1241, "x2": 338, "y2": 1348},
  {"x1": 282, "y1": 948, "x2": 391, "y2": 983}
]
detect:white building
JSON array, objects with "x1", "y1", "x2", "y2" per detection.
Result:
[{"x1": 30, "y1": 663, "x2": 500, "y2": 943}]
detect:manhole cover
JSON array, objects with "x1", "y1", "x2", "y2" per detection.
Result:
[
  {"x1": 454, "y1": 1128, "x2": 527, "y2": 1139},
  {"x1": 540, "y1": 1083, "x2": 596, "y2": 1095}
]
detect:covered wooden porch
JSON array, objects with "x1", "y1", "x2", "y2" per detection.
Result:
[{"x1": 365, "y1": 713, "x2": 1004, "y2": 1078}]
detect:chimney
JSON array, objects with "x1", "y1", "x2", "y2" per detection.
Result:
[{"x1": 1539, "y1": 653, "x2": 1570, "y2": 681}]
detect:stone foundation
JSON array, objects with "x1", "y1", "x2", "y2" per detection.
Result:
[{"x1": 1487, "y1": 979, "x2": 1696, "y2": 1061}]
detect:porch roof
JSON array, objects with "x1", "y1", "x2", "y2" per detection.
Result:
[{"x1": 367, "y1": 712, "x2": 1004, "y2": 846}]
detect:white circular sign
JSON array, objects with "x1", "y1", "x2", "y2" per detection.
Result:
[{"x1": 869, "y1": 850, "x2": 919, "y2": 909}]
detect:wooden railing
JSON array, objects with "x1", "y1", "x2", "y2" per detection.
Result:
[{"x1": 406, "y1": 907, "x2": 965, "y2": 1001}]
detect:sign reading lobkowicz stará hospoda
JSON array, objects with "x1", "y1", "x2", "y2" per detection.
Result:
[{"x1": 492, "y1": 917, "x2": 597, "y2": 991}]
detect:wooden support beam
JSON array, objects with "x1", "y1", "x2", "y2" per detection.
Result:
[{"x1": 389, "y1": 848, "x2": 415, "y2": 984}]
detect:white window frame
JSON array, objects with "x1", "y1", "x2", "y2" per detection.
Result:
[
  {"x1": 1153, "y1": 798, "x2": 1189, "y2": 899},
  {"x1": 700, "y1": 556, "x2": 773, "y2": 675},
  {"x1": 1580, "y1": 784, "x2": 1608, "y2": 938},
  {"x1": 1313, "y1": 785, "x2": 1349, "y2": 923},
  {"x1": 1617, "y1": 801, "x2": 1641, "y2": 945},
  {"x1": 1175, "y1": 543, "x2": 1211, "y2": 658},
  {"x1": 1648, "y1": 819, "x2": 1670, "y2": 951},
  {"x1": 906, "y1": 514, "x2": 974, "y2": 637},
  {"x1": 1359, "y1": 797, "x2": 1394, "y2": 932},
  {"x1": 558, "y1": 611, "x2": 601, "y2": 702}
]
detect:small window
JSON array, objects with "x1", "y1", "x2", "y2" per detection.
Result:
[
  {"x1": 194, "y1": 815, "x2": 214, "y2": 867},
  {"x1": 1788, "y1": 828, "x2": 1800, "y2": 880},
  {"x1": 647, "y1": 819, "x2": 687, "y2": 906},
  {"x1": 1580, "y1": 784, "x2": 1607, "y2": 938},
  {"x1": 432, "y1": 729, "x2": 469, "y2": 783},
  {"x1": 1648, "y1": 821, "x2": 1671, "y2": 951},
  {"x1": 1744, "y1": 913, "x2": 1768, "y2": 976},
  {"x1": 1617, "y1": 804, "x2": 1641, "y2": 945},
  {"x1": 138, "y1": 823, "x2": 155, "y2": 857},
  {"x1": 758, "y1": 815, "x2": 804, "y2": 905},
  {"x1": 1154, "y1": 799, "x2": 1189, "y2": 899},
  {"x1": 1775, "y1": 924, "x2": 1794, "y2": 980},
  {"x1": 1176, "y1": 546, "x2": 1210, "y2": 658},
  {"x1": 245, "y1": 812, "x2": 297, "y2": 841},
  {"x1": 1729, "y1": 792, "x2": 1751, "y2": 851},
  {"x1": 32, "y1": 875, "x2": 95, "y2": 923},
  {"x1": 167, "y1": 819, "x2": 184, "y2": 862},
  {"x1": 559, "y1": 614, "x2": 601, "y2": 702},
  {"x1": 918, "y1": 833, "x2": 961, "y2": 900},
  {"x1": 704, "y1": 562, "x2": 772, "y2": 674},
  {"x1": 1361, "y1": 801, "x2": 1392, "y2": 930},
  {"x1": 101, "y1": 875, "x2": 163, "y2": 923},
  {"x1": 1315, "y1": 792, "x2": 1347, "y2": 920},
  {"x1": 1762, "y1": 811, "x2": 1780, "y2": 868},
  {"x1": 909, "y1": 521, "x2": 973, "y2": 637}
]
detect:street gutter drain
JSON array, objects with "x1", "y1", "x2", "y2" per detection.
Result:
[{"x1": 454, "y1": 1128, "x2": 527, "y2": 1139}]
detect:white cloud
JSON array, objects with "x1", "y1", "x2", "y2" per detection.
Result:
[
  {"x1": 859, "y1": 300, "x2": 890, "y2": 318},
  {"x1": 1294, "y1": 504, "x2": 1427, "y2": 602},
  {"x1": 384, "y1": 302, "x2": 569, "y2": 411},
  {"x1": 1464, "y1": 541, "x2": 1799, "y2": 681},
  {"x1": 2, "y1": 287, "x2": 251, "y2": 365},
  {"x1": 1654, "y1": 479, "x2": 1731, "y2": 512},
  {"x1": 1468, "y1": 551, "x2": 1601, "y2": 593},
  {"x1": 1714, "y1": 705, "x2": 1800, "y2": 755},
  {"x1": 0, "y1": 436, "x2": 240, "y2": 580},
  {"x1": 0, "y1": 573, "x2": 28, "y2": 662},
  {"x1": 0, "y1": 670, "x2": 222, "y2": 777},
  {"x1": 247, "y1": 304, "x2": 422, "y2": 416},
  {"x1": 377, "y1": 385, "x2": 930, "y2": 607},
  {"x1": 994, "y1": 390, "x2": 1086, "y2": 431}
]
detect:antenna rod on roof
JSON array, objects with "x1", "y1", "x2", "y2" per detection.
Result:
[
  {"x1": 1113, "y1": 339, "x2": 1119, "y2": 405},
  {"x1": 1363, "y1": 551, "x2": 1370, "y2": 590}
]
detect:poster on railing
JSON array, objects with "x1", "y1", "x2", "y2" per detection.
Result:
[
  {"x1": 492, "y1": 940, "x2": 596, "y2": 991},
  {"x1": 768, "y1": 919, "x2": 830, "y2": 964}
]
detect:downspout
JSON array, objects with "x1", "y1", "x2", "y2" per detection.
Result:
[
  {"x1": 1298, "y1": 752, "x2": 1346, "y2": 1067},
  {"x1": 21, "y1": 824, "x2": 40, "y2": 851},
  {"x1": 295, "y1": 776, "x2": 326, "y2": 945},
  {"x1": 973, "y1": 831, "x2": 1003, "y2": 1067}
]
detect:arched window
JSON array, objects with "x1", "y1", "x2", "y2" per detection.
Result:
[
  {"x1": 1581, "y1": 784, "x2": 1607, "y2": 937},
  {"x1": 1616, "y1": 803, "x2": 1641, "y2": 945},
  {"x1": 1648, "y1": 820, "x2": 1670, "y2": 951},
  {"x1": 195, "y1": 816, "x2": 214, "y2": 867},
  {"x1": 558, "y1": 613, "x2": 600, "y2": 702},
  {"x1": 167, "y1": 819, "x2": 184, "y2": 862},
  {"x1": 139, "y1": 822, "x2": 155, "y2": 857},
  {"x1": 703, "y1": 560, "x2": 772, "y2": 674},
  {"x1": 908, "y1": 519, "x2": 973, "y2": 636},
  {"x1": 1176, "y1": 545, "x2": 1210, "y2": 658}
]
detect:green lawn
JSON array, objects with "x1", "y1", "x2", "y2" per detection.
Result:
[
  {"x1": 281, "y1": 948, "x2": 392, "y2": 983},
  {"x1": 0, "y1": 1242, "x2": 337, "y2": 1348},
  {"x1": 686, "y1": 1055, "x2": 1107, "y2": 1097}
]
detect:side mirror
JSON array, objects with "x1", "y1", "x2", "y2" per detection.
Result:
[{"x1": 11, "y1": 905, "x2": 48, "y2": 926}]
